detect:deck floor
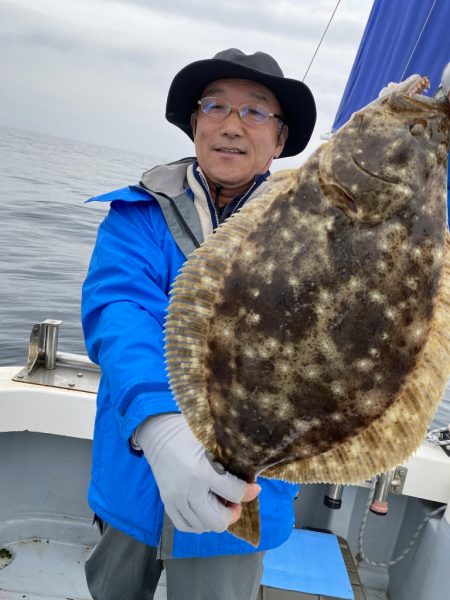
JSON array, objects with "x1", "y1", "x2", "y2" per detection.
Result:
[
  {"x1": 0, "y1": 537, "x2": 167, "y2": 600},
  {"x1": 0, "y1": 537, "x2": 388, "y2": 600}
]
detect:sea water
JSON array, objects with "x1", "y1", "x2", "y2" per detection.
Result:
[{"x1": 0, "y1": 125, "x2": 161, "y2": 365}]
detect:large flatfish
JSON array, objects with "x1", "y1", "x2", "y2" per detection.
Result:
[{"x1": 165, "y1": 76, "x2": 450, "y2": 546}]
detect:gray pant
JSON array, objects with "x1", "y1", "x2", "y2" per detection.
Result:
[{"x1": 85, "y1": 519, "x2": 264, "y2": 600}]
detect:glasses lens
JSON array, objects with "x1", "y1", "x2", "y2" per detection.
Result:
[
  {"x1": 240, "y1": 103, "x2": 270, "y2": 124},
  {"x1": 198, "y1": 98, "x2": 274, "y2": 125},
  {"x1": 200, "y1": 97, "x2": 229, "y2": 119}
]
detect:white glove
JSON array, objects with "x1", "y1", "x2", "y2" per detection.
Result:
[
  {"x1": 440, "y1": 62, "x2": 450, "y2": 97},
  {"x1": 135, "y1": 413, "x2": 255, "y2": 533}
]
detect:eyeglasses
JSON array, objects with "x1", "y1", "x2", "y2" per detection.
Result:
[{"x1": 197, "y1": 97, "x2": 284, "y2": 126}]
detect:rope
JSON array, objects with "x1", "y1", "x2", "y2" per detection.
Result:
[
  {"x1": 303, "y1": 0, "x2": 342, "y2": 82},
  {"x1": 400, "y1": 0, "x2": 438, "y2": 80},
  {"x1": 357, "y1": 477, "x2": 446, "y2": 567}
]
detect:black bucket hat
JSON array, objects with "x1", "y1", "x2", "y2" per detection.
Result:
[{"x1": 166, "y1": 48, "x2": 316, "y2": 158}]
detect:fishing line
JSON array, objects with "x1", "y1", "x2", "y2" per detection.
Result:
[
  {"x1": 303, "y1": 0, "x2": 342, "y2": 82},
  {"x1": 400, "y1": 0, "x2": 437, "y2": 80}
]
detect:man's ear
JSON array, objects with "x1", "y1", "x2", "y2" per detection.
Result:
[{"x1": 190, "y1": 113, "x2": 197, "y2": 137}]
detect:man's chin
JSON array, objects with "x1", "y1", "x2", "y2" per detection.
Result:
[{"x1": 206, "y1": 169, "x2": 253, "y2": 189}]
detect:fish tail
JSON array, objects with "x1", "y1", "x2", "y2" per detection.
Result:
[{"x1": 227, "y1": 497, "x2": 261, "y2": 547}]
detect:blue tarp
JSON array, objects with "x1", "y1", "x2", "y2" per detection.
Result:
[
  {"x1": 261, "y1": 529, "x2": 354, "y2": 599},
  {"x1": 333, "y1": 0, "x2": 450, "y2": 132}
]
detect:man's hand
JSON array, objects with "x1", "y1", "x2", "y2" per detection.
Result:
[{"x1": 134, "y1": 413, "x2": 261, "y2": 533}]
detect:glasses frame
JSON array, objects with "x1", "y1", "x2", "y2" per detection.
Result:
[{"x1": 197, "y1": 97, "x2": 284, "y2": 125}]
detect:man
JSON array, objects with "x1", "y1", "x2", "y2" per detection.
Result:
[{"x1": 82, "y1": 48, "x2": 316, "y2": 600}]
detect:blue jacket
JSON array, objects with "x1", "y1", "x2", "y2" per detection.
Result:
[{"x1": 81, "y1": 162, "x2": 298, "y2": 558}]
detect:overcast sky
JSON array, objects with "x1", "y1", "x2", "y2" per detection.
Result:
[{"x1": 0, "y1": 0, "x2": 374, "y2": 170}]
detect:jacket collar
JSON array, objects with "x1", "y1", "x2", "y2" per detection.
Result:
[{"x1": 140, "y1": 157, "x2": 196, "y2": 197}]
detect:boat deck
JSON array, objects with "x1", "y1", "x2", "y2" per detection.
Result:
[
  {"x1": 0, "y1": 535, "x2": 388, "y2": 600},
  {"x1": 0, "y1": 537, "x2": 168, "y2": 600},
  {"x1": 4, "y1": 363, "x2": 447, "y2": 600}
]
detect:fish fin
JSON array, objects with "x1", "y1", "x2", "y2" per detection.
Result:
[
  {"x1": 165, "y1": 172, "x2": 296, "y2": 453},
  {"x1": 264, "y1": 235, "x2": 450, "y2": 484},
  {"x1": 227, "y1": 497, "x2": 261, "y2": 547}
]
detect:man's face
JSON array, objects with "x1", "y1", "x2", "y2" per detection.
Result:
[{"x1": 191, "y1": 79, "x2": 287, "y2": 191}]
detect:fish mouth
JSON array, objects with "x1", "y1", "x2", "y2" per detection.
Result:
[
  {"x1": 378, "y1": 74, "x2": 430, "y2": 100},
  {"x1": 330, "y1": 182, "x2": 358, "y2": 214}
]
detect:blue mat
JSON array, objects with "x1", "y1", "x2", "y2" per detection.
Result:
[{"x1": 261, "y1": 529, "x2": 354, "y2": 599}]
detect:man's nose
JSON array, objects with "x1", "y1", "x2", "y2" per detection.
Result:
[{"x1": 220, "y1": 108, "x2": 244, "y2": 133}]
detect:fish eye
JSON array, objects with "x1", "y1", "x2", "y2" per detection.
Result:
[{"x1": 408, "y1": 120, "x2": 427, "y2": 136}]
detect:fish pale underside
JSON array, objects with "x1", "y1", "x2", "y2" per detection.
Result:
[{"x1": 165, "y1": 75, "x2": 450, "y2": 547}]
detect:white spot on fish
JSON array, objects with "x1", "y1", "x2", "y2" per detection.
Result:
[
  {"x1": 283, "y1": 344, "x2": 295, "y2": 357},
  {"x1": 331, "y1": 382, "x2": 344, "y2": 396},
  {"x1": 369, "y1": 291, "x2": 385, "y2": 303},
  {"x1": 231, "y1": 385, "x2": 246, "y2": 400},
  {"x1": 258, "y1": 346, "x2": 270, "y2": 359},
  {"x1": 349, "y1": 276, "x2": 361, "y2": 290},
  {"x1": 259, "y1": 395, "x2": 273, "y2": 409},
  {"x1": 243, "y1": 248, "x2": 256, "y2": 260},
  {"x1": 434, "y1": 248, "x2": 443, "y2": 261},
  {"x1": 291, "y1": 242, "x2": 302, "y2": 256},
  {"x1": 356, "y1": 358, "x2": 374, "y2": 372},
  {"x1": 293, "y1": 419, "x2": 314, "y2": 434},
  {"x1": 319, "y1": 289, "x2": 332, "y2": 303},
  {"x1": 305, "y1": 366, "x2": 319, "y2": 379},
  {"x1": 246, "y1": 311, "x2": 261, "y2": 325},
  {"x1": 411, "y1": 326, "x2": 424, "y2": 340},
  {"x1": 331, "y1": 412, "x2": 343, "y2": 422},
  {"x1": 385, "y1": 307, "x2": 397, "y2": 320},
  {"x1": 243, "y1": 346, "x2": 256, "y2": 359},
  {"x1": 275, "y1": 403, "x2": 292, "y2": 419},
  {"x1": 266, "y1": 338, "x2": 279, "y2": 351},
  {"x1": 406, "y1": 277, "x2": 418, "y2": 290}
]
